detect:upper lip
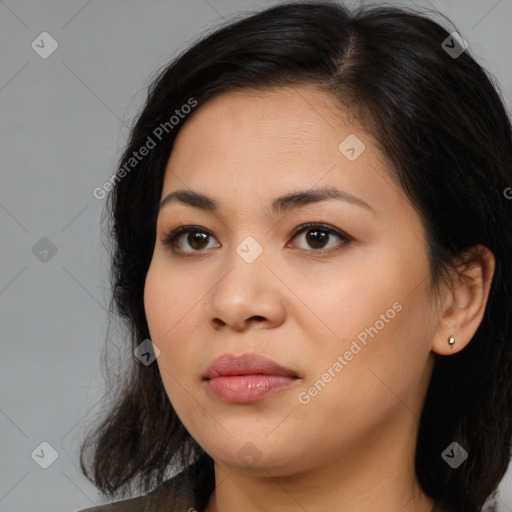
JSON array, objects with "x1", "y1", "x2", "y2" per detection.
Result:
[{"x1": 204, "y1": 353, "x2": 300, "y2": 380}]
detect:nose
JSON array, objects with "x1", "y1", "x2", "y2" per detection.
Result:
[{"x1": 206, "y1": 241, "x2": 286, "y2": 332}]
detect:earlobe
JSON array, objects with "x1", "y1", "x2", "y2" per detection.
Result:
[{"x1": 431, "y1": 245, "x2": 495, "y2": 356}]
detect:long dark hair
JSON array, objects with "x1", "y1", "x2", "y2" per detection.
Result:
[{"x1": 80, "y1": 2, "x2": 512, "y2": 511}]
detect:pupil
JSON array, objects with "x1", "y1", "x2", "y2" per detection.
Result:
[
  {"x1": 189, "y1": 231, "x2": 208, "y2": 249},
  {"x1": 307, "y1": 229, "x2": 327, "y2": 249}
]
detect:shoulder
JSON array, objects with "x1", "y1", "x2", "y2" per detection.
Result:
[{"x1": 75, "y1": 463, "x2": 200, "y2": 512}]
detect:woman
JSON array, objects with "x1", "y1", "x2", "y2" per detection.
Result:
[{"x1": 77, "y1": 2, "x2": 512, "y2": 511}]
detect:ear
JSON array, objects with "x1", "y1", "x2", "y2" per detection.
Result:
[{"x1": 431, "y1": 245, "x2": 495, "y2": 355}]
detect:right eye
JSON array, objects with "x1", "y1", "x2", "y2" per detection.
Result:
[{"x1": 161, "y1": 225, "x2": 221, "y2": 254}]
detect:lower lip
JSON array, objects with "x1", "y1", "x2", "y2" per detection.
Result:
[{"x1": 205, "y1": 375, "x2": 298, "y2": 403}]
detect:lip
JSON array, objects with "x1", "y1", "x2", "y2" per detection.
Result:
[
  {"x1": 204, "y1": 353, "x2": 299, "y2": 379},
  {"x1": 203, "y1": 353, "x2": 300, "y2": 403}
]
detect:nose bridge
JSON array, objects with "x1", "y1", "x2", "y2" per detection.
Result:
[
  {"x1": 207, "y1": 230, "x2": 282, "y2": 329},
  {"x1": 216, "y1": 232, "x2": 268, "y2": 299}
]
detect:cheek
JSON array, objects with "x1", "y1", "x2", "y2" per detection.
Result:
[
  {"x1": 144, "y1": 259, "x2": 197, "y2": 338},
  {"x1": 294, "y1": 299, "x2": 430, "y2": 444},
  {"x1": 294, "y1": 261, "x2": 396, "y2": 356},
  {"x1": 143, "y1": 262, "x2": 197, "y2": 378},
  {"x1": 144, "y1": 266, "x2": 195, "y2": 416},
  {"x1": 298, "y1": 251, "x2": 433, "y2": 397}
]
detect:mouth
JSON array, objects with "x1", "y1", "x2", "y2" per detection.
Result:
[
  {"x1": 203, "y1": 352, "x2": 300, "y2": 379},
  {"x1": 203, "y1": 353, "x2": 301, "y2": 403}
]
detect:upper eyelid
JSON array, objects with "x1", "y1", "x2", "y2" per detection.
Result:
[{"x1": 289, "y1": 222, "x2": 350, "y2": 239}]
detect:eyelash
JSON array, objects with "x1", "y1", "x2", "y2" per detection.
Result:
[{"x1": 160, "y1": 222, "x2": 353, "y2": 255}]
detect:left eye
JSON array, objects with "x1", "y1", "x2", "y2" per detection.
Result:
[
  {"x1": 161, "y1": 222, "x2": 351, "y2": 254},
  {"x1": 289, "y1": 222, "x2": 351, "y2": 251}
]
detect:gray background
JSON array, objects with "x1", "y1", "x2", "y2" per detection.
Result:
[{"x1": 1, "y1": 0, "x2": 511, "y2": 511}]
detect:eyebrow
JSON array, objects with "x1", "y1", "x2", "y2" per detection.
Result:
[{"x1": 159, "y1": 186, "x2": 374, "y2": 216}]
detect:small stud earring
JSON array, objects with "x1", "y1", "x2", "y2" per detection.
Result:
[{"x1": 448, "y1": 335, "x2": 455, "y2": 349}]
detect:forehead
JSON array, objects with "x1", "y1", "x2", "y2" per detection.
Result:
[
  {"x1": 172, "y1": 86, "x2": 358, "y2": 157},
  {"x1": 160, "y1": 86, "x2": 407, "y2": 220}
]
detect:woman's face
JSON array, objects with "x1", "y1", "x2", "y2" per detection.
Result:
[{"x1": 144, "y1": 85, "x2": 441, "y2": 476}]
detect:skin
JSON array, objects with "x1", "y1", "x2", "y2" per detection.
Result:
[{"x1": 143, "y1": 85, "x2": 495, "y2": 512}]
